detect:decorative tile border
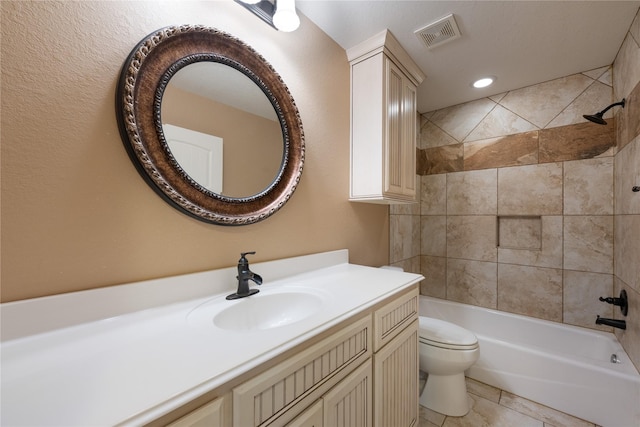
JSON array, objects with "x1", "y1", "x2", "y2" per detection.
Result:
[{"x1": 418, "y1": 120, "x2": 616, "y2": 176}]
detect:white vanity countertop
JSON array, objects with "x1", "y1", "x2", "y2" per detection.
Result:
[{"x1": 0, "y1": 250, "x2": 423, "y2": 426}]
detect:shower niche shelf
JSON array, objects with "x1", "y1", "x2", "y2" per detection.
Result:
[{"x1": 497, "y1": 216, "x2": 543, "y2": 250}]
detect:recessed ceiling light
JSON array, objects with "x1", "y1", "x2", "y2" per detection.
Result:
[{"x1": 473, "y1": 77, "x2": 494, "y2": 88}]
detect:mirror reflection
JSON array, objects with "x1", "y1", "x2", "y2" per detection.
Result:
[{"x1": 161, "y1": 62, "x2": 284, "y2": 198}]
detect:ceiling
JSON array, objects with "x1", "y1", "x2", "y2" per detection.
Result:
[{"x1": 296, "y1": 1, "x2": 640, "y2": 113}]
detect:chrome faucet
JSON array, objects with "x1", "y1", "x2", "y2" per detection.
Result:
[{"x1": 226, "y1": 251, "x2": 263, "y2": 300}]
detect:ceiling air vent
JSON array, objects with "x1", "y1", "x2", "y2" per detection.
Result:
[{"x1": 415, "y1": 14, "x2": 461, "y2": 49}]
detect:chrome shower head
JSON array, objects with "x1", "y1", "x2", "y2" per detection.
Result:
[{"x1": 583, "y1": 99, "x2": 626, "y2": 125}]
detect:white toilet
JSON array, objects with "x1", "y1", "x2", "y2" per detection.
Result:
[{"x1": 418, "y1": 316, "x2": 480, "y2": 416}]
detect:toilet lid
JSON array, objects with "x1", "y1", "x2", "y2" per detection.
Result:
[{"x1": 419, "y1": 316, "x2": 478, "y2": 348}]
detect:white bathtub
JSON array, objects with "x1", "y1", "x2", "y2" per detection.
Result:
[{"x1": 419, "y1": 296, "x2": 640, "y2": 427}]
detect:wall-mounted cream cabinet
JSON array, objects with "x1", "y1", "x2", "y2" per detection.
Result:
[
  {"x1": 162, "y1": 287, "x2": 419, "y2": 427},
  {"x1": 347, "y1": 30, "x2": 426, "y2": 204}
]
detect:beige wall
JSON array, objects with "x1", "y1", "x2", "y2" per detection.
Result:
[{"x1": 0, "y1": 1, "x2": 389, "y2": 302}]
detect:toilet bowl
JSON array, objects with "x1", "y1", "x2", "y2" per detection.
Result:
[{"x1": 419, "y1": 316, "x2": 479, "y2": 416}]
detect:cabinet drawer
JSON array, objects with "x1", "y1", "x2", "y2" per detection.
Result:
[
  {"x1": 233, "y1": 316, "x2": 372, "y2": 427},
  {"x1": 373, "y1": 287, "x2": 418, "y2": 351}
]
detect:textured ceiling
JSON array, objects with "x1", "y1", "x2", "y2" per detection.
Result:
[{"x1": 297, "y1": 1, "x2": 640, "y2": 113}]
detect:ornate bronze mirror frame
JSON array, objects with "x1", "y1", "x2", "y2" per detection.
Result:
[{"x1": 116, "y1": 25, "x2": 304, "y2": 225}]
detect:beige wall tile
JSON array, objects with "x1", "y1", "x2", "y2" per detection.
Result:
[
  {"x1": 500, "y1": 74, "x2": 593, "y2": 129},
  {"x1": 498, "y1": 216, "x2": 563, "y2": 269},
  {"x1": 615, "y1": 80, "x2": 640, "y2": 152},
  {"x1": 421, "y1": 174, "x2": 447, "y2": 215},
  {"x1": 429, "y1": 98, "x2": 496, "y2": 142},
  {"x1": 412, "y1": 215, "x2": 422, "y2": 258},
  {"x1": 390, "y1": 200, "x2": 419, "y2": 216},
  {"x1": 548, "y1": 80, "x2": 613, "y2": 128},
  {"x1": 539, "y1": 122, "x2": 615, "y2": 163},
  {"x1": 446, "y1": 169, "x2": 497, "y2": 215},
  {"x1": 447, "y1": 216, "x2": 497, "y2": 262},
  {"x1": 614, "y1": 278, "x2": 640, "y2": 373},
  {"x1": 564, "y1": 216, "x2": 614, "y2": 274},
  {"x1": 420, "y1": 255, "x2": 446, "y2": 299},
  {"x1": 599, "y1": 67, "x2": 613, "y2": 86},
  {"x1": 464, "y1": 132, "x2": 538, "y2": 171},
  {"x1": 420, "y1": 144, "x2": 464, "y2": 175},
  {"x1": 563, "y1": 270, "x2": 614, "y2": 331},
  {"x1": 391, "y1": 256, "x2": 421, "y2": 276},
  {"x1": 614, "y1": 214, "x2": 640, "y2": 292},
  {"x1": 613, "y1": 31, "x2": 640, "y2": 101},
  {"x1": 446, "y1": 258, "x2": 497, "y2": 308},
  {"x1": 421, "y1": 216, "x2": 447, "y2": 256},
  {"x1": 420, "y1": 120, "x2": 458, "y2": 149},
  {"x1": 498, "y1": 216, "x2": 541, "y2": 250},
  {"x1": 497, "y1": 264, "x2": 563, "y2": 321},
  {"x1": 582, "y1": 66, "x2": 610, "y2": 81},
  {"x1": 630, "y1": 9, "x2": 640, "y2": 46},
  {"x1": 465, "y1": 105, "x2": 537, "y2": 142},
  {"x1": 564, "y1": 157, "x2": 614, "y2": 215},
  {"x1": 614, "y1": 137, "x2": 640, "y2": 215},
  {"x1": 390, "y1": 214, "x2": 416, "y2": 263},
  {"x1": 489, "y1": 92, "x2": 507, "y2": 103},
  {"x1": 498, "y1": 163, "x2": 563, "y2": 215}
]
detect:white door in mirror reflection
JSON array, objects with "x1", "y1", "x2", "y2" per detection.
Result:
[{"x1": 163, "y1": 124, "x2": 223, "y2": 193}]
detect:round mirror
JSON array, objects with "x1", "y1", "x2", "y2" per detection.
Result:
[
  {"x1": 161, "y1": 62, "x2": 283, "y2": 198},
  {"x1": 116, "y1": 25, "x2": 305, "y2": 225}
]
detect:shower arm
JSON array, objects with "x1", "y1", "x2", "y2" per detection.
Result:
[{"x1": 596, "y1": 99, "x2": 626, "y2": 116}]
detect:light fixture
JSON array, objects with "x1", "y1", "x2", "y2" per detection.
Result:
[
  {"x1": 234, "y1": 0, "x2": 300, "y2": 32},
  {"x1": 583, "y1": 99, "x2": 625, "y2": 125},
  {"x1": 273, "y1": 0, "x2": 300, "y2": 32},
  {"x1": 472, "y1": 77, "x2": 494, "y2": 88}
]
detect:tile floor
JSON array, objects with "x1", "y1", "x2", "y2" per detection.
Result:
[{"x1": 419, "y1": 374, "x2": 600, "y2": 427}]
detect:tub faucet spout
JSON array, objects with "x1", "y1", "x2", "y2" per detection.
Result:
[{"x1": 595, "y1": 316, "x2": 626, "y2": 330}]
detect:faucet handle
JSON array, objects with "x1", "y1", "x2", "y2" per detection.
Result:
[
  {"x1": 598, "y1": 290, "x2": 628, "y2": 316},
  {"x1": 239, "y1": 251, "x2": 256, "y2": 266}
]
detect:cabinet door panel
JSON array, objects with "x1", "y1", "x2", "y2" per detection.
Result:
[
  {"x1": 286, "y1": 400, "x2": 323, "y2": 427},
  {"x1": 373, "y1": 320, "x2": 419, "y2": 427},
  {"x1": 323, "y1": 360, "x2": 372, "y2": 427},
  {"x1": 385, "y1": 59, "x2": 404, "y2": 195}
]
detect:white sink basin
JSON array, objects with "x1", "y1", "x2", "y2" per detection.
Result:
[{"x1": 188, "y1": 287, "x2": 329, "y2": 331}]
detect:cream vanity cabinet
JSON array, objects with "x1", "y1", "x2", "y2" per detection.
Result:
[
  {"x1": 348, "y1": 30, "x2": 426, "y2": 204},
  {"x1": 163, "y1": 287, "x2": 419, "y2": 427},
  {"x1": 167, "y1": 396, "x2": 228, "y2": 427}
]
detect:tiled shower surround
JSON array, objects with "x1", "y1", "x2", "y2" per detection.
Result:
[{"x1": 391, "y1": 8, "x2": 640, "y2": 371}]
